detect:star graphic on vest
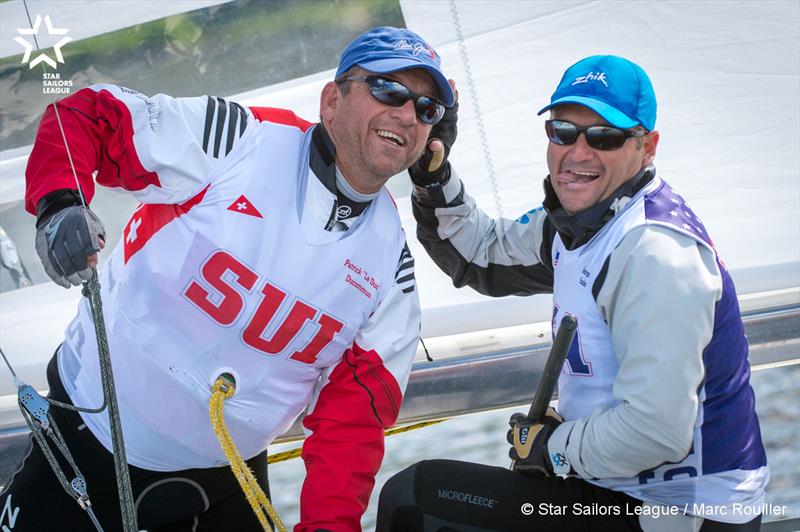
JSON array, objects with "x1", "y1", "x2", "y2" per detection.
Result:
[
  {"x1": 227, "y1": 194, "x2": 263, "y2": 218},
  {"x1": 126, "y1": 218, "x2": 142, "y2": 243}
]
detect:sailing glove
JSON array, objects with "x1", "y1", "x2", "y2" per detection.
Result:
[
  {"x1": 35, "y1": 199, "x2": 105, "y2": 288},
  {"x1": 507, "y1": 407, "x2": 564, "y2": 478},
  {"x1": 408, "y1": 92, "x2": 458, "y2": 187}
]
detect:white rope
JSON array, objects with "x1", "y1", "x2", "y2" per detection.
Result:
[{"x1": 448, "y1": 0, "x2": 504, "y2": 217}]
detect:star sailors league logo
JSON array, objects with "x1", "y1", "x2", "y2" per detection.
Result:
[
  {"x1": 15, "y1": 14, "x2": 72, "y2": 69},
  {"x1": 227, "y1": 195, "x2": 263, "y2": 218}
]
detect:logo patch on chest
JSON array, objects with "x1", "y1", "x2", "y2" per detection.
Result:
[{"x1": 227, "y1": 194, "x2": 263, "y2": 218}]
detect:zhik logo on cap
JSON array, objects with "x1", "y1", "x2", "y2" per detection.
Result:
[
  {"x1": 537, "y1": 55, "x2": 657, "y2": 132},
  {"x1": 572, "y1": 71, "x2": 608, "y2": 88}
]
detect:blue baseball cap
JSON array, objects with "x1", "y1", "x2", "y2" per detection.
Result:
[
  {"x1": 538, "y1": 55, "x2": 656, "y2": 131},
  {"x1": 336, "y1": 26, "x2": 455, "y2": 107}
]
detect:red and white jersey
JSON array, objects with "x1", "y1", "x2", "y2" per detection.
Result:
[{"x1": 26, "y1": 84, "x2": 421, "y2": 531}]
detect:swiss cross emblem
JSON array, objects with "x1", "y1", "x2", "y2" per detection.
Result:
[
  {"x1": 126, "y1": 217, "x2": 142, "y2": 243},
  {"x1": 227, "y1": 194, "x2": 263, "y2": 218}
]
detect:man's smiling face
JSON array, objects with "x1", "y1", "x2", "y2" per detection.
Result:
[
  {"x1": 546, "y1": 104, "x2": 658, "y2": 214},
  {"x1": 320, "y1": 67, "x2": 436, "y2": 194}
]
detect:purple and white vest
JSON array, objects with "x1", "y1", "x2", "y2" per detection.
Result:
[{"x1": 550, "y1": 177, "x2": 768, "y2": 518}]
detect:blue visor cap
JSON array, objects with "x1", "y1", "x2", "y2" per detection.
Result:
[
  {"x1": 336, "y1": 26, "x2": 454, "y2": 107},
  {"x1": 538, "y1": 55, "x2": 656, "y2": 131}
]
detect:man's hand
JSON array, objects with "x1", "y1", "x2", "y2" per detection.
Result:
[
  {"x1": 35, "y1": 205, "x2": 106, "y2": 288},
  {"x1": 507, "y1": 407, "x2": 564, "y2": 478},
  {"x1": 409, "y1": 81, "x2": 458, "y2": 186}
]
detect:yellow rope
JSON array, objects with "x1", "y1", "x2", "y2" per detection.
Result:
[
  {"x1": 384, "y1": 418, "x2": 447, "y2": 437},
  {"x1": 267, "y1": 418, "x2": 448, "y2": 464},
  {"x1": 209, "y1": 377, "x2": 286, "y2": 532},
  {"x1": 210, "y1": 372, "x2": 448, "y2": 528}
]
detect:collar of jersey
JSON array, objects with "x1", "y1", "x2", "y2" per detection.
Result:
[
  {"x1": 543, "y1": 166, "x2": 655, "y2": 250},
  {"x1": 310, "y1": 125, "x2": 373, "y2": 226},
  {"x1": 297, "y1": 125, "x2": 381, "y2": 246}
]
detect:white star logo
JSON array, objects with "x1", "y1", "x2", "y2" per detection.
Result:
[
  {"x1": 236, "y1": 201, "x2": 248, "y2": 210},
  {"x1": 126, "y1": 218, "x2": 142, "y2": 243},
  {"x1": 15, "y1": 14, "x2": 72, "y2": 70},
  {"x1": 669, "y1": 210, "x2": 679, "y2": 217}
]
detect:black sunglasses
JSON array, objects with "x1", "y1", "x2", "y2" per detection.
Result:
[
  {"x1": 336, "y1": 75, "x2": 445, "y2": 126},
  {"x1": 545, "y1": 119, "x2": 646, "y2": 151}
]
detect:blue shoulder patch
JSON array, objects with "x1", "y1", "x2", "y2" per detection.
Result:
[{"x1": 515, "y1": 206, "x2": 544, "y2": 224}]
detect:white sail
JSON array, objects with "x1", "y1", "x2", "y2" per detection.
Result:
[{"x1": 0, "y1": 0, "x2": 798, "y2": 480}]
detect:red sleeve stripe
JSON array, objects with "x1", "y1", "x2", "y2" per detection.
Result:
[{"x1": 247, "y1": 106, "x2": 314, "y2": 132}]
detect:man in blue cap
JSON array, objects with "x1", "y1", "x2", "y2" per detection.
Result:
[
  {"x1": 377, "y1": 55, "x2": 768, "y2": 531},
  {"x1": 2, "y1": 26, "x2": 452, "y2": 531}
]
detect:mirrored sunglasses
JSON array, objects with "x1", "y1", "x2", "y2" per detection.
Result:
[
  {"x1": 545, "y1": 119, "x2": 646, "y2": 151},
  {"x1": 337, "y1": 75, "x2": 445, "y2": 126}
]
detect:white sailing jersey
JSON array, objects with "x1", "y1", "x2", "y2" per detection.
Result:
[{"x1": 26, "y1": 84, "x2": 421, "y2": 528}]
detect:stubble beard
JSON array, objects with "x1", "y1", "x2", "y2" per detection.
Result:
[{"x1": 361, "y1": 141, "x2": 425, "y2": 192}]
